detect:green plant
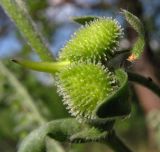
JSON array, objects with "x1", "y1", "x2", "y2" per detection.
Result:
[{"x1": 1, "y1": 1, "x2": 160, "y2": 152}]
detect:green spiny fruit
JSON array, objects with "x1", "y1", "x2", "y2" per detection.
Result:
[
  {"x1": 59, "y1": 17, "x2": 123, "y2": 62},
  {"x1": 56, "y1": 62, "x2": 120, "y2": 122},
  {"x1": 13, "y1": 59, "x2": 130, "y2": 123}
]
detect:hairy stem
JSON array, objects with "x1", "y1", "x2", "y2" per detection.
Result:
[
  {"x1": 103, "y1": 130, "x2": 133, "y2": 152},
  {"x1": 0, "y1": 0, "x2": 54, "y2": 61},
  {"x1": 127, "y1": 71, "x2": 160, "y2": 98}
]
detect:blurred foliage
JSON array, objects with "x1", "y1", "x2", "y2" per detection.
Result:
[
  {"x1": 0, "y1": 60, "x2": 69, "y2": 151},
  {"x1": 26, "y1": 0, "x2": 56, "y2": 41}
]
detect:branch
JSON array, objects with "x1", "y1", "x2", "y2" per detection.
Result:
[
  {"x1": 103, "y1": 130, "x2": 133, "y2": 152},
  {"x1": 127, "y1": 71, "x2": 160, "y2": 98}
]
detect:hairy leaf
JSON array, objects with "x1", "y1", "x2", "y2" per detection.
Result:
[
  {"x1": 122, "y1": 9, "x2": 145, "y2": 59},
  {"x1": 70, "y1": 127, "x2": 108, "y2": 143},
  {"x1": 18, "y1": 118, "x2": 108, "y2": 152}
]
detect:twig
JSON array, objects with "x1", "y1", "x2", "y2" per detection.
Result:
[
  {"x1": 127, "y1": 71, "x2": 160, "y2": 98},
  {"x1": 103, "y1": 130, "x2": 133, "y2": 152}
]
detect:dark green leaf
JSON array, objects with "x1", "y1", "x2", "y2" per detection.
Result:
[
  {"x1": 72, "y1": 16, "x2": 99, "y2": 25},
  {"x1": 96, "y1": 69, "x2": 131, "y2": 119}
]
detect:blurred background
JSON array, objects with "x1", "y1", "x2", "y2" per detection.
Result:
[{"x1": 0, "y1": 0, "x2": 160, "y2": 152}]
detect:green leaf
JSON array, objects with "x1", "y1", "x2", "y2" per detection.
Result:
[
  {"x1": 18, "y1": 118, "x2": 109, "y2": 152},
  {"x1": 72, "y1": 16, "x2": 99, "y2": 25},
  {"x1": 132, "y1": 36, "x2": 145, "y2": 58},
  {"x1": 45, "y1": 137, "x2": 65, "y2": 152},
  {"x1": 18, "y1": 119, "x2": 83, "y2": 152},
  {"x1": 96, "y1": 69, "x2": 131, "y2": 119},
  {"x1": 70, "y1": 127, "x2": 108, "y2": 143},
  {"x1": 122, "y1": 9, "x2": 145, "y2": 59},
  {"x1": 122, "y1": 9, "x2": 144, "y2": 35},
  {"x1": 0, "y1": 0, "x2": 54, "y2": 61}
]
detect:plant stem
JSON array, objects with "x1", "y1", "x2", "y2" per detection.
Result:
[
  {"x1": 0, "y1": 0, "x2": 54, "y2": 61},
  {"x1": 127, "y1": 71, "x2": 160, "y2": 98},
  {"x1": 103, "y1": 130, "x2": 133, "y2": 152}
]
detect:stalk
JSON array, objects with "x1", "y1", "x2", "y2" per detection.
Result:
[
  {"x1": 128, "y1": 71, "x2": 160, "y2": 98},
  {"x1": 12, "y1": 59, "x2": 70, "y2": 73},
  {"x1": 103, "y1": 130, "x2": 133, "y2": 152}
]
